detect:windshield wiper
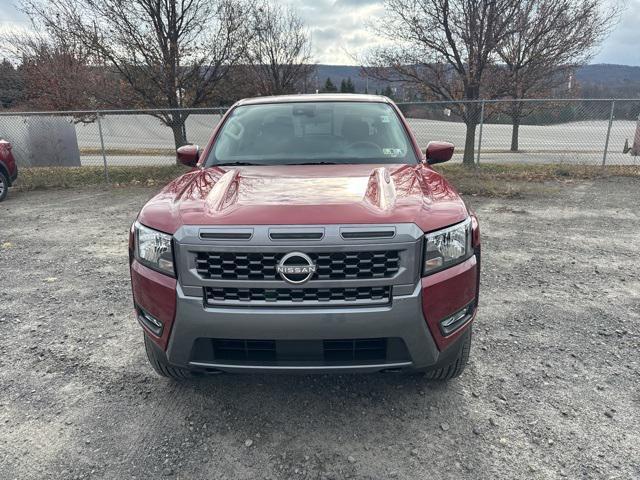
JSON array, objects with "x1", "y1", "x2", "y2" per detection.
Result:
[
  {"x1": 215, "y1": 161, "x2": 258, "y2": 166},
  {"x1": 284, "y1": 161, "x2": 339, "y2": 165}
]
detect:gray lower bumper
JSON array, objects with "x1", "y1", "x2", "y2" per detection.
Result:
[{"x1": 166, "y1": 283, "x2": 443, "y2": 373}]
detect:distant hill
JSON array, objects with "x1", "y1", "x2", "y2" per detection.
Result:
[
  {"x1": 313, "y1": 65, "x2": 385, "y2": 93},
  {"x1": 314, "y1": 63, "x2": 640, "y2": 98},
  {"x1": 575, "y1": 64, "x2": 640, "y2": 87},
  {"x1": 574, "y1": 64, "x2": 640, "y2": 97}
]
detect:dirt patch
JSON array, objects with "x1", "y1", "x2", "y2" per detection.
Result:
[{"x1": 0, "y1": 178, "x2": 639, "y2": 479}]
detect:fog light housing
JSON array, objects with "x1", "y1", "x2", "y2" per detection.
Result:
[
  {"x1": 439, "y1": 302, "x2": 475, "y2": 336},
  {"x1": 137, "y1": 306, "x2": 163, "y2": 336}
]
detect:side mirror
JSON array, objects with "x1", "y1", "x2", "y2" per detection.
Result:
[
  {"x1": 425, "y1": 141, "x2": 454, "y2": 165},
  {"x1": 176, "y1": 144, "x2": 200, "y2": 167}
]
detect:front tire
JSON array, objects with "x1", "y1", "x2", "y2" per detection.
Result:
[
  {"x1": 423, "y1": 327, "x2": 472, "y2": 380},
  {"x1": 143, "y1": 334, "x2": 192, "y2": 379},
  {"x1": 0, "y1": 171, "x2": 8, "y2": 202}
]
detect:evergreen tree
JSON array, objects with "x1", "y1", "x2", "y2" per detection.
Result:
[
  {"x1": 345, "y1": 77, "x2": 355, "y2": 93},
  {"x1": 339, "y1": 79, "x2": 347, "y2": 92},
  {"x1": 323, "y1": 77, "x2": 338, "y2": 92},
  {"x1": 0, "y1": 59, "x2": 24, "y2": 108}
]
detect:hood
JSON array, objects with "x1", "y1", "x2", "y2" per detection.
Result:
[{"x1": 138, "y1": 164, "x2": 468, "y2": 233}]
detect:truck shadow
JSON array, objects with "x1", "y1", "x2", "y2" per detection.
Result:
[
  {"x1": 165, "y1": 371, "x2": 470, "y2": 436},
  {"x1": 68, "y1": 363, "x2": 488, "y2": 478}
]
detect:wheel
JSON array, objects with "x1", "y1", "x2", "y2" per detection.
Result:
[
  {"x1": 424, "y1": 328, "x2": 472, "y2": 380},
  {"x1": 143, "y1": 334, "x2": 192, "y2": 379},
  {"x1": 0, "y1": 171, "x2": 8, "y2": 202}
]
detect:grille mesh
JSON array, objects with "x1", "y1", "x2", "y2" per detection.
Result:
[
  {"x1": 204, "y1": 286, "x2": 391, "y2": 304},
  {"x1": 323, "y1": 338, "x2": 388, "y2": 362},
  {"x1": 195, "y1": 251, "x2": 401, "y2": 281},
  {"x1": 203, "y1": 338, "x2": 390, "y2": 363}
]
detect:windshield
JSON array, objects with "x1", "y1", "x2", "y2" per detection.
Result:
[{"x1": 207, "y1": 101, "x2": 418, "y2": 166}]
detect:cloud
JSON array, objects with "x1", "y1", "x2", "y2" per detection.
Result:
[
  {"x1": 313, "y1": 27, "x2": 341, "y2": 42},
  {"x1": 288, "y1": 0, "x2": 387, "y2": 63},
  {"x1": 1, "y1": 0, "x2": 639, "y2": 66},
  {"x1": 592, "y1": 0, "x2": 640, "y2": 65},
  {"x1": 333, "y1": 0, "x2": 380, "y2": 6},
  {"x1": 0, "y1": 0, "x2": 29, "y2": 23}
]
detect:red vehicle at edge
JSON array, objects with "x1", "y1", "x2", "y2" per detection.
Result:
[
  {"x1": 129, "y1": 94, "x2": 480, "y2": 380},
  {"x1": 0, "y1": 139, "x2": 18, "y2": 202}
]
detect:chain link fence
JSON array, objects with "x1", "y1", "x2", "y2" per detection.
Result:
[
  {"x1": 0, "y1": 107, "x2": 226, "y2": 174},
  {"x1": 397, "y1": 98, "x2": 640, "y2": 166},
  {"x1": 0, "y1": 100, "x2": 639, "y2": 181}
]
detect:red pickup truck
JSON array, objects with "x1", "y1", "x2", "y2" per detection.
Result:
[
  {"x1": 129, "y1": 94, "x2": 480, "y2": 380},
  {"x1": 0, "y1": 139, "x2": 18, "y2": 202}
]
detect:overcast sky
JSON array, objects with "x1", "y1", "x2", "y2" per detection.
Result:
[{"x1": 1, "y1": 0, "x2": 639, "y2": 65}]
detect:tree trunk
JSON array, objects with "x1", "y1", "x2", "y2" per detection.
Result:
[
  {"x1": 510, "y1": 120, "x2": 520, "y2": 152},
  {"x1": 463, "y1": 122, "x2": 477, "y2": 166},
  {"x1": 171, "y1": 123, "x2": 187, "y2": 150}
]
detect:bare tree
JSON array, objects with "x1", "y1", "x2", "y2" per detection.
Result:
[
  {"x1": 365, "y1": 0, "x2": 518, "y2": 165},
  {"x1": 245, "y1": 1, "x2": 314, "y2": 95},
  {"x1": 21, "y1": 0, "x2": 250, "y2": 148},
  {"x1": 2, "y1": 31, "x2": 128, "y2": 113},
  {"x1": 498, "y1": 0, "x2": 619, "y2": 151}
]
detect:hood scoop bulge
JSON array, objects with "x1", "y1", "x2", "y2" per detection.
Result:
[{"x1": 363, "y1": 167, "x2": 398, "y2": 211}]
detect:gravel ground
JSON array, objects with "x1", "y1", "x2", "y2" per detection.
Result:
[{"x1": 0, "y1": 178, "x2": 639, "y2": 480}]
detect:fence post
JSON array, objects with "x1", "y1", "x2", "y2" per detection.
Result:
[
  {"x1": 476, "y1": 100, "x2": 485, "y2": 165},
  {"x1": 96, "y1": 111, "x2": 109, "y2": 183},
  {"x1": 602, "y1": 100, "x2": 615, "y2": 167}
]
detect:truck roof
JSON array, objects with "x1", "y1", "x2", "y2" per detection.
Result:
[{"x1": 236, "y1": 93, "x2": 392, "y2": 106}]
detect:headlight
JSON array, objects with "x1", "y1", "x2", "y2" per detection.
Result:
[
  {"x1": 134, "y1": 222, "x2": 175, "y2": 276},
  {"x1": 423, "y1": 218, "x2": 472, "y2": 275}
]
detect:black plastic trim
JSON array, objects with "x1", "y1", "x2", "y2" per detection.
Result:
[
  {"x1": 136, "y1": 305, "x2": 163, "y2": 336},
  {"x1": 269, "y1": 232, "x2": 324, "y2": 240},
  {"x1": 200, "y1": 232, "x2": 253, "y2": 240},
  {"x1": 341, "y1": 230, "x2": 396, "y2": 239},
  {"x1": 439, "y1": 301, "x2": 476, "y2": 337}
]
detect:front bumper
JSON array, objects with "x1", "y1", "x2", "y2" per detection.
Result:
[
  {"x1": 170, "y1": 282, "x2": 440, "y2": 372},
  {"x1": 131, "y1": 254, "x2": 478, "y2": 373}
]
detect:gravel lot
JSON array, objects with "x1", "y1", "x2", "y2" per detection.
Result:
[{"x1": 1, "y1": 178, "x2": 639, "y2": 479}]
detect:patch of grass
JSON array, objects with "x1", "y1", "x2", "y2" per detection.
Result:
[
  {"x1": 79, "y1": 147, "x2": 175, "y2": 156},
  {"x1": 434, "y1": 163, "x2": 640, "y2": 197},
  {"x1": 15, "y1": 165, "x2": 190, "y2": 191},
  {"x1": 13, "y1": 163, "x2": 640, "y2": 197},
  {"x1": 437, "y1": 163, "x2": 640, "y2": 180}
]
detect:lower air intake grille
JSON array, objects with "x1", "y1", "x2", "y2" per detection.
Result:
[
  {"x1": 212, "y1": 339, "x2": 277, "y2": 362},
  {"x1": 189, "y1": 337, "x2": 406, "y2": 364},
  {"x1": 323, "y1": 338, "x2": 388, "y2": 362},
  {"x1": 203, "y1": 286, "x2": 391, "y2": 305}
]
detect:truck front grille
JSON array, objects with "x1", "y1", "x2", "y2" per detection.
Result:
[
  {"x1": 203, "y1": 286, "x2": 391, "y2": 305},
  {"x1": 195, "y1": 250, "x2": 401, "y2": 281}
]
